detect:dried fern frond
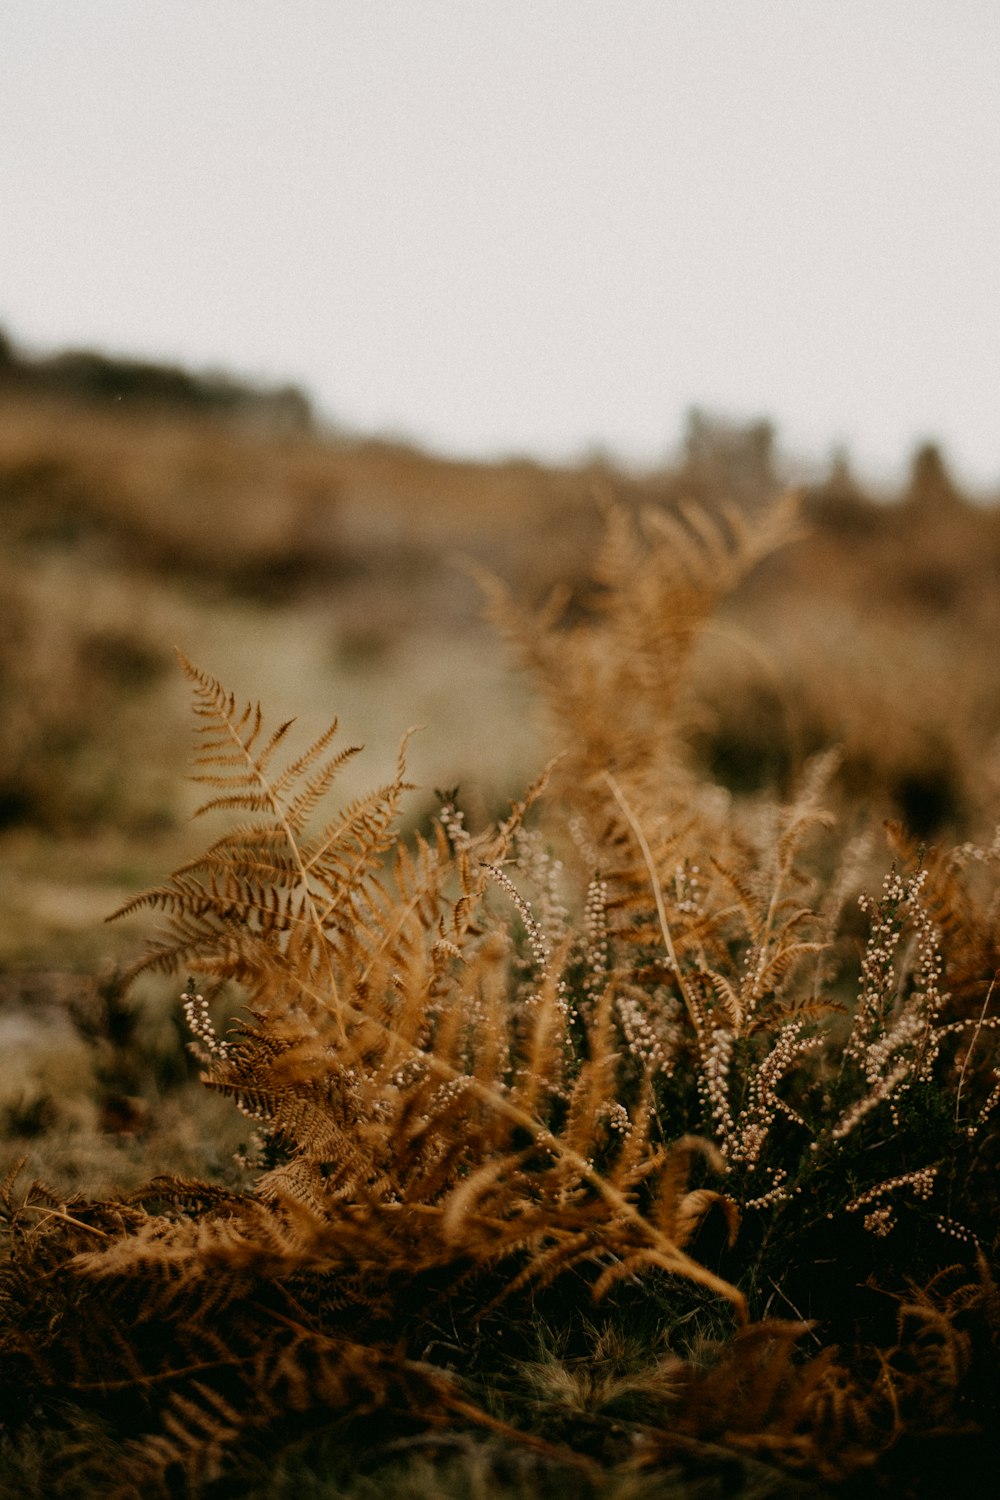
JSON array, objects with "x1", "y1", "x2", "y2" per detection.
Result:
[
  {"x1": 475, "y1": 494, "x2": 800, "y2": 806},
  {"x1": 87, "y1": 662, "x2": 754, "y2": 1371}
]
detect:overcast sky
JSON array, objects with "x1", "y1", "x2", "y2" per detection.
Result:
[{"x1": 2, "y1": 1, "x2": 999, "y2": 487}]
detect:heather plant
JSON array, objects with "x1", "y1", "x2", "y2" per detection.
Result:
[{"x1": 1, "y1": 501, "x2": 998, "y2": 1497}]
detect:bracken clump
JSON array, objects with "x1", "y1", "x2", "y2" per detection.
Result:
[{"x1": 1, "y1": 499, "x2": 998, "y2": 1496}]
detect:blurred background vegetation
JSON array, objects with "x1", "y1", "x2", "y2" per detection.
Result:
[{"x1": 2, "y1": 327, "x2": 999, "y2": 1191}]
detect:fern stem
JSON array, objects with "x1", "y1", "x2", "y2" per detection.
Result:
[
  {"x1": 21, "y1": 1206, "x2": 110, "y2": 1238},
  {"x1": 604, "y1": 773, "x2": 703, "y2": 1040},
  {"x1": 955, "y1": 971, "x2": 998, "y2": 1125}
]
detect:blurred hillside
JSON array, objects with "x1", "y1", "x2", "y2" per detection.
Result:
[{"x1": 1, "y1": 332, "x2": 999, "y2": 970}]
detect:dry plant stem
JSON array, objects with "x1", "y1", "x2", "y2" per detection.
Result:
[
  {"x1": 21, "y1": 1207, "x2": 110, "y2": 1239},
  {"x1": 357, "y1": 886, "x2": 430, "y2": 989},
  {"x1": 751, "y1": 849, "x2": 790, "y2": 1012},
  {"x1": 604, "y1": 772, "x2": 703, "y2": 1038},
  {"x1": 955, "y1": 971, "x2": 998, "y2": 1124},
  {"x1": 436, "y1": 1397, "x2": 601, "y2": 1476},
  {"x1": 68, "y1": 1360, "x2": 239, "y2": 1393}
]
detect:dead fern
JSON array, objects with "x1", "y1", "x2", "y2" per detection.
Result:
[{"x1": 2, "y1": 497, "x2": 999, "y2": 1494}]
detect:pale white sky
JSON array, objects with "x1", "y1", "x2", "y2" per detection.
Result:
[{"x1": 2, "y1": 1, "x2": 999, "y2": 487}]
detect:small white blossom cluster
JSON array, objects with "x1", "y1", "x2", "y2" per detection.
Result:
[
  {"x1": 567, "y1": 813, "x2": 600, "y2": 872},
  {"x1": 389, "y1": 1059, "x2": 428, "y2": 1090},
  {"x1": 846, "y1": 1165, "x2": 937, "y2": 1215},
  {"x1": 934, "y1": 1213, "x2": 980, "y2": 1246},
  {"x1": 515, "y1": 829, "x2": 570, "y2": 956},
  {"x1": 181, "y1": 981, "x2": 230, "y2": 1060},
  {"x1": 229, "y1": 1091, "x2": 271, "y2": 1126},
  {"x1": 899, "y1": 877, "x2": 948, "y2": 1077},
  {"x1": 830, "y1": 1057, "x2": 911, "y2": 1140},
  {"x1": 738, "y1": 945, "x2": 765, "y2": 1028},
  {"x1": 851, "y1": 869, "x2": 947, "y2": 1070},
  {"x1": 438, "y1": 795, "x2": 471, "y2": 853},
  {"x1": 743, "y1": 1171, "x2": 796, "y2": 1211},
  {"x1": 483, "y1": 862, "x2": 549, "y2": 975},
  {"x1": 950, "y1": 824, "x2": 1000, "y2": 869},
  {"x1": 862, "y1": 1007, "x2": 927, "y2": 1082},
  {"x1": 698, "y1": 1026, "x2": 735, "y2": 1141},
  {"x1": 671, "y1": 860, "x2": 704, "y2": 918},
  {"x1": 582, "y1": 875, "x2": 610, "y2": 1003},
  {"x1": 695, "y1": 1020, "x2": 819, "y2": 1209},
  {"x1": 975, "y1": 1068, "x2": 1000, "y2": 1136},
  {"x1": 429, "y1": 1076, "x2": 472, "y2": 1111},
  {"x1": 601, "y1": 1101, "x2": 632, "y2": 1138},
  {"x1": 837, "y1": 867, "x2": 952, "y2": 1136},
  {"x1": 483, "y1": 857, "x2": 575, "y2": 1026},
  {"x1": 847, "y1": 867, "x2": 915, "y2": 1064},
  {"x1": 864, "y1": 1205, "x2": 895, "y2": 1237},
  {"x1": 617, "y1": 985, "x2": 680, "y2": 1075},
  {"x1": 233, "y1": 1127, "x2": 269, "y2": 1170},
  {"x1": 744, "y1": 943, "x2": 774, "y2": 1022},
  {"x1": 728, "y1": 1022, "x2": 820, "y2": 1170}
]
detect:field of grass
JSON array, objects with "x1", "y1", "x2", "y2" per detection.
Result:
[{"x1": 1, "y1": 372, "x2": 999, "y2": 1496}]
